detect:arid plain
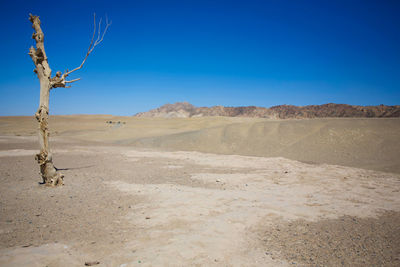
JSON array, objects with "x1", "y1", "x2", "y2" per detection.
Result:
[{"x1": 0, "y1": 116, "x2": 399, "y2": 266}]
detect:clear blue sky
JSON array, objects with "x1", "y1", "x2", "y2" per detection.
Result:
[{"x1": 1, "y1": 0, "x2": 399, "y2": 115}]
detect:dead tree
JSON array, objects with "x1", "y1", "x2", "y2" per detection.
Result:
[{"x1": 28, "y1": 14, "x2": 110, "y2": 186}]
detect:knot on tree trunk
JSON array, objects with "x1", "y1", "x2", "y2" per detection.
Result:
[
  {"x1": 34, "y1": 47, "x2": 45, "y2": 64},
  {"x1": 28, "y1": 46, "x2": 46, "y2": 66},
  {"x1": 35, "y1": 151, "x2": 64, "y2": 186},
  {"x1": 35, "y1": 105, "x2": 48, "y2": 122},
  {"x1": 36, "y1": 106, "x2": 49, "y2": 137},
  {"x1": 50, "y1": 71, "x2": 68, "y2": 88},
  {"x1": 35, "y1": 151, "x2": 50, "y2": 165},
  {"x1": 32, "y1": 32, "x2": 44, "y2": 43}
]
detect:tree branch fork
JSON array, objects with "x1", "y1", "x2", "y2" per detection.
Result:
[{"x1": 29, "y1": 13, "x2": 111, "y2": 90}]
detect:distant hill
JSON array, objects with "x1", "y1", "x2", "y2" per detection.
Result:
[{"x1": 134, "y1": 102, "x2": 400, "y2": 119}]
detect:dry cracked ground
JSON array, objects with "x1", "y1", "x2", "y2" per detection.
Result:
[{"x1": 0, "y1": 133, "x2": 399, "y2": 266}]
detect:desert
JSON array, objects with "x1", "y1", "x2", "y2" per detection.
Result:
[
  {"x1": 2, "y1": 1, "x2": 400, "y2": 266},
  {"x1": 0, "y1": 115, "x2": 399, "y2": 266}
]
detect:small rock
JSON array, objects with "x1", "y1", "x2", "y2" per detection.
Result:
[{"x1": 85, "y1": 261, "x2": 100, "y2": 266}]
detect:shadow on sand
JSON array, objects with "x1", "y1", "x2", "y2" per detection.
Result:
[{"x1": 55, "y1": 165, "x2": 95, "y2": 171}]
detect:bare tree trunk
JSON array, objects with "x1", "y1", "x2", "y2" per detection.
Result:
[
  {"x1": 29, "y1": 14, "x2": 63, "y2": 186},
  {"x1": 28, "y1": 13, "x2": 109, "y2": 186}
]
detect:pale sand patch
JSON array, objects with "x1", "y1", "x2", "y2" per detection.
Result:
[
  {"x1": 0, "y1": 149, "x2": 37, "y2": 157},
  {"x1": 107, "y1": 181, "x2": 284, "y2": 266},
  {"x1": 163, "y1": 164, "x2": 183, "y2": 169},
  {"x1": 105, "y1": 150, "x2": 400, "y2": 266},
  {"x1": 0, "y1": 136, "x2": 36, "y2": 142},
  {"x1": 123, "y1": 149, "x2": 295, "y2": 169},
  {"x1": 190, "y1": 173, "x2": 261, "y2": 188}
]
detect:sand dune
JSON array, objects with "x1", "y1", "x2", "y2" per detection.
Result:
[
  {"x1": 0, "y1": 115, "x2": 400, "y2": 173},
  {"x1": 1, "y1": 116, "x2": 398, "y2": 173},
  {"x1": 128, "y1": 118, "x2": 400, "y2": 173}
]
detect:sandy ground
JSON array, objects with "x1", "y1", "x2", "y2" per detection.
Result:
[
  {"x1": 0, "y1": 117, "x2": 400, "y2": 266},
  {"x1": 1, "y1": 116, "x2": 399, "y2": 173}
]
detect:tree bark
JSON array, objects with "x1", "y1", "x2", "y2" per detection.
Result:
[{"x1": 29, "y1": 14, "x2": 63, "y2": 186}]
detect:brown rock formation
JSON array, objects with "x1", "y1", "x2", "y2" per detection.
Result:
[{"x1": 134, "y1": 102, "x2": 400, "y2": 119}]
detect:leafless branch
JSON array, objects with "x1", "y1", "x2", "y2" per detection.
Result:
[
  {"x1": 65, "y1": 78, "x2": 81, "y2": 83},
  {"x1": 62, "y1": 13, "x2": 111, "y2": 78}
]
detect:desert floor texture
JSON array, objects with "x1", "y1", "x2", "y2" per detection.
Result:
[{"x1": 0, "y1": 116, "x2": 399, "y2": 266}]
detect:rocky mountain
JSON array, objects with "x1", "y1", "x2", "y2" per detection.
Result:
[
  {"x1": 269, "y1": 103, "x2": 400, "y2": 119},
  {"x1": 134, "y1": 102, "x2": 400, "y2": 119},
  {"x1": 135, "y1": 102, "x2": 197, "y2": 118}
]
